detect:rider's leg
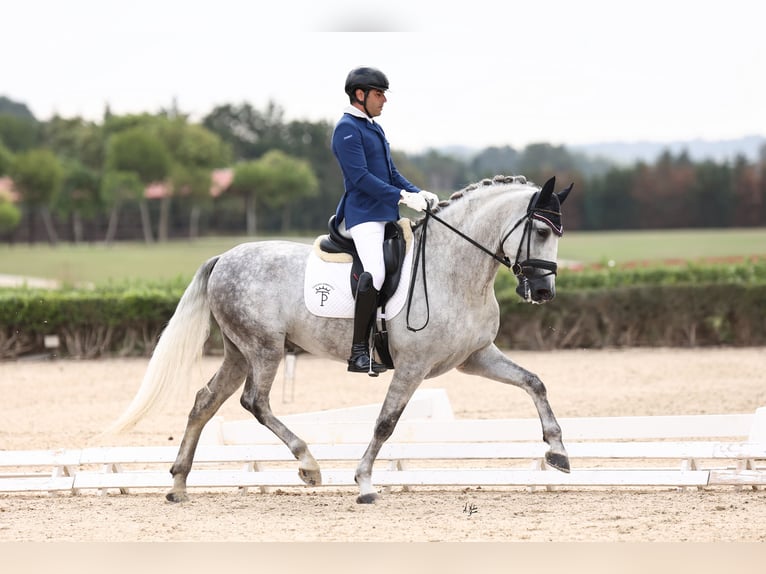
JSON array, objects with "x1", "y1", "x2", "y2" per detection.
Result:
[
  {"x1": 348, "y1": 221, "x2": 386, "y2": 291},
  {"x1": 347, "y1": 271, "x2": 387, "y2": 375},
  {"x1": 347, "y1": 221, "x2": 388, "y2": 376}
]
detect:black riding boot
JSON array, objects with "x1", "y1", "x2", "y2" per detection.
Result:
[{"x1": 347, "y1": 272, "x2": 388, "y2": 376}]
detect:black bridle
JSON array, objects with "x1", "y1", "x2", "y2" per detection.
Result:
[{"x1": 405, "y1": 195, "x2": 562, "y2": 332}]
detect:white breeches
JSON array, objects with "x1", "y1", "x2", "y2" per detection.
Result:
[{"x1": 348, "y1": 220, "x2": 386, "y2": 291}]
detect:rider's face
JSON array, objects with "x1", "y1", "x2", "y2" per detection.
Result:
[{"x1": 359, "y1": 89, "x2": 387, "y2": 117}]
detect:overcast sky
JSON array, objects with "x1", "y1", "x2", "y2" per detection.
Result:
[{"x1": 4, "y1": 0, "x2": 765, "y2": 153}]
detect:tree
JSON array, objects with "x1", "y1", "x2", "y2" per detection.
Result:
[
  {"x1": 100, "y1": 170, "x2": 144, "y2": 244},
  {"x1": 410, "y1": 149, "x2": 461, "y2": 192},
  {"x1": 281, "y1": 119, "x2": 343, "y2": 231},
  {"x1": 516, "y1": 143, "x2": 577, "y2": 183},
  {"x1": 230, "y1": 150, "x2": 318, "y2": 234},
  {"x1": 156, "y1": 120, "x2": 231, "y2": 239},
  {"x1": 693, "y1": 160, "x2": 732, "y2": 227},
  {"x1": 389, "y1": 150, "x2": 426, "y2": 189},
  {"x1": 57, "y1": 160, "x2": 101, "y2": 243},
  {"x1": 730, "y1": 155, "x2": 760, "y2": 227},
  {"x1": 0, "y1": 114, "x2": 40, "y2": 153},
  {"x1": 42, "y1": 115, "x2": 105, "y2": 170},
  {"x1": 0, "y1": 198, "x2": 21, "y2": 236},
  {"x1": 105, "y1": 114, "x2": 230, "y2": 240},
  {"x1": 470, "y1": 145, "x2": 520, "y2": 180},
  {"x1": 231, "y1": 160, "x2": 262, "y2": 235},
  {"x1": 630, "y1": 151, "x2": 696, "y2": 229},
  {"x1": 0, "y1": 96, "x2": 36, "y2": 119},
  {"x1": 11, "y1": 149, "x2": 63, "y2": 244},
  {"x1": 105, "y1": 127, "x2": 171, "y2": 243},
  {"x1": 585, "y1": 166, "x2": 638, "y2": 230},
  {"x1": 202, "y1": 101, "x2": 286, "y2": 160},
  {"x1": 759, "y1": 144, "x2": 766, "y2": 225},
  {"x1": 254, "y1": 150, "x2": 319, "y2": 232},
  {"x1": 0, "y1": 140, "x2": 12, "y2": 176}
]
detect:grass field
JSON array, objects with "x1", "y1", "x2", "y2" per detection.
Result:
[
  {"x1": 559, "y1": 228, "x2": 766, "y2": 266},
  {"x1": 0, "y1": 228, "x2": 764, "y2": 286}
]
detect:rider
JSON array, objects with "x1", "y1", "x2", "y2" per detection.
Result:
[{"x1": 332, "y1": 66, "x2": 439, "y2": 376}]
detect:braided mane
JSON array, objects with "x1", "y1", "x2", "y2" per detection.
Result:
[{"x1": 412, "y1": 174, "x2": 533, "y2": 229}]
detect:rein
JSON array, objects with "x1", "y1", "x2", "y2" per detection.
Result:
[{"x1": 405, "y1": 199, "x2": 559, "y2": 332}]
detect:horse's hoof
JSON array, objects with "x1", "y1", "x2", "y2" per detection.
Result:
[
  {"x1": 166, "y1": 491, "x2": 189, "y2": 503},
  {"x1": 545, "y1": 451, "x2": 571, "y2": 473},
  {"x1": 298, "y1": 468, "x2": 322, "y2": 486},
  {"x1": 356, "y1": 492, "x2": 378, "y2": 504}
]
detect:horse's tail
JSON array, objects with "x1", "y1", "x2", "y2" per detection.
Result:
[{"x1": 105, "y1": 256, "x2": 220, "y2": 434}]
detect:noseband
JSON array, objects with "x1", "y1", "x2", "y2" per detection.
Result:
[
  {"x1": 502, "y1": 194, "x2": 563, "y2": 299},
  {"x1": 406, "y1": 193, "x2": 562, "y2": 331}
]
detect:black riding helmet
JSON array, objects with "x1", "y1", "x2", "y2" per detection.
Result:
[
  {"x1": 344, "y1": 67, "x2": 389, "y2": 117},
  {"x1": 344, "y1": 67, "x2": 389, "y2": 96}
]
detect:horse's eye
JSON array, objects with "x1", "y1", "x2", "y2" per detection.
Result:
[{"x1": 536, "y1": 228, "x2": 550, "y2": 239}]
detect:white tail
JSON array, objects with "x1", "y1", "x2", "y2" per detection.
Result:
[{"x1": 105, "y1": 258, "x2": 218, "y2": 433}]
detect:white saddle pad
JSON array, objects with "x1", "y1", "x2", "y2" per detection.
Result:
[{"x1": 304, "y1": 225, "x2": 414, "y2": 320}]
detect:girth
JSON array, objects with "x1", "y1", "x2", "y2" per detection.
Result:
[{"x1": 318, "y1": 215, "x2": 407, "y2": 306}]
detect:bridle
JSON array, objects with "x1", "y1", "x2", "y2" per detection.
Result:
[{"x1": 405, "y1": 193, "x2": 563, "y2": 332}]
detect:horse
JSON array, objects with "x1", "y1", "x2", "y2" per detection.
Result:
[{"x1": 107, "y1": 174, "x2": 573, "y2": 504}]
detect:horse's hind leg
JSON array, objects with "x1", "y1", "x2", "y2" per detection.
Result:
[
  {"x1": 239, "y1": 345, "x2": 321, "y2": 487},
  {"x1": 167, "y1": 340, "x2": 249, "y2": 503},
  {"x1": 458, "y1": 344, "x2": 570, "y2": 472}
]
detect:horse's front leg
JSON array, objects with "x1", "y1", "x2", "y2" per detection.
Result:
[
  {"x1": 355, "y1": 374, "x2": 423, "y2": 504},
  {"x1": 458, "y1": 344, "x2": 570, "y2": 472}
]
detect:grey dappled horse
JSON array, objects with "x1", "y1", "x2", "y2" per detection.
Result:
[{"x1": 108, "y1": 174, "x2": 573, "y2": 504}]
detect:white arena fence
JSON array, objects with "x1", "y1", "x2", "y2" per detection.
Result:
[{"x1": 1, "y1": 389, "x2": 765, "y2": 495}]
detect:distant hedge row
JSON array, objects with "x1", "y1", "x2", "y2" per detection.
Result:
[
  {"x1": 552, "y1": 257, "x2": 766, "y2": 290},
  {"x1": 495, "y1": 284, "x2": 766, "y2": 349},
  {"x1": 2, "y1": 260, "x2": 765, "y2": 358},
  {"x1": 0, "y1": 284, "x2": 184, "y2": 359},
  {"x1": 492, "y1": 257, "x2": 766, "y2": 348}
]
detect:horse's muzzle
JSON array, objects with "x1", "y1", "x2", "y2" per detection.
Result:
[
  {"x1": 515, "y1": 276, "x2": 556, "y2": 303},
  {"x1": 514, "y1": 259, "x2": 557, "y2": 303}
]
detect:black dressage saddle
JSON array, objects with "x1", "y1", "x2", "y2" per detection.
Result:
[{"x1": 318, "y1": 215, "x2": 407, "y2": 306}]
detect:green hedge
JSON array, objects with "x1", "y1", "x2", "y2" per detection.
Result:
[
  {"x1": 0, "y1": 285, "x2": 183, "y2": 358},
  {"x1": 2, "y1": 260, "x2": 765, "y2": 358},
  {"x1": 495, "y1": 284, "x2": 766, "y2": 349},
  {"x1": 554, "y1": 257, "x2": 766, "y2": 289}
]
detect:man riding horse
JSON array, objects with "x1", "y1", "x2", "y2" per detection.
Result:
[{"x1": 331, "y1": 66, "x2": 439, "y2": 375}]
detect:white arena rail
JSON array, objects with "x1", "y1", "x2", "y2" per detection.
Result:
[{"x1": 1, "y1": 389, "x2": 765, "y2": 494}]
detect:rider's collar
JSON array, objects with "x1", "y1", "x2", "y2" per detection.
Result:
[{"x1": 344, "y1": 105, "x2": 374, "y2": 123}]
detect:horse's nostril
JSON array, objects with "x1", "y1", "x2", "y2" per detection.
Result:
[{"x1": 535, "y1": 289, "x2": 553, "y2": 301}]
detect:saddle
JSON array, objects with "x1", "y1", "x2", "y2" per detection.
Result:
[
  {"x1": 315, "y1": 216, "x2": 409, "y2": 370},
  {"x1": 318, "y1": 215, "x2": 408, "y2": 307}
]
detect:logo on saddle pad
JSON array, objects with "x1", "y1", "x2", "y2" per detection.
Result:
[
  {"x1": 312, "y1": 282, "x2": 335, "y2": 308},
  {"x1": 303, "y1": 219, "x2": 414, "y2": 319}
]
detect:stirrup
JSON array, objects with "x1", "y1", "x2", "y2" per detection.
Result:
[{"x1": 347, "y1": 344, "x2": 387, "y2": 377}]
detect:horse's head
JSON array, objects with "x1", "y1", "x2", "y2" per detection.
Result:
[{"x1": 506, "y1": 176, "x2": 573, "y2": 303}]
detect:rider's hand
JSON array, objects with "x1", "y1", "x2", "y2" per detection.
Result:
[
  {"x1": 420, "y1": 190, "x2": 440, "y2": 209},
  {"x1": 399, "y1": 190, "x2": 428, "y2": 212}
]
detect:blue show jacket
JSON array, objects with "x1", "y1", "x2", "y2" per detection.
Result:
[{"x1": 332, "y1": 111, "x2": 420, "y2": 229}]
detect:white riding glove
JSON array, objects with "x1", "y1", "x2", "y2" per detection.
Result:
[
  {"x1": 420, "y1": 190, "x2": 440, "y2": 208},
  {"x1": 399, "y1": 190, "x2": 428, "y2": 212}
]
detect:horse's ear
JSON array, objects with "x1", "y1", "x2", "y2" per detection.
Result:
[
  {"x1": 536, "y1": 176, "x2": 556, "y2": 206},
  {"x1": 557, "y1": 182, "x2": 574, "y2": 205}
]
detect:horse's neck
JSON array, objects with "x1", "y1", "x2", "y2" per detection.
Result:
[
  {"x1": 416, "y1": 188, "x2": 531, "y2": 285},
  {"x1": 441, "y1": 187, "x2": 531, "y2": 246}
]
